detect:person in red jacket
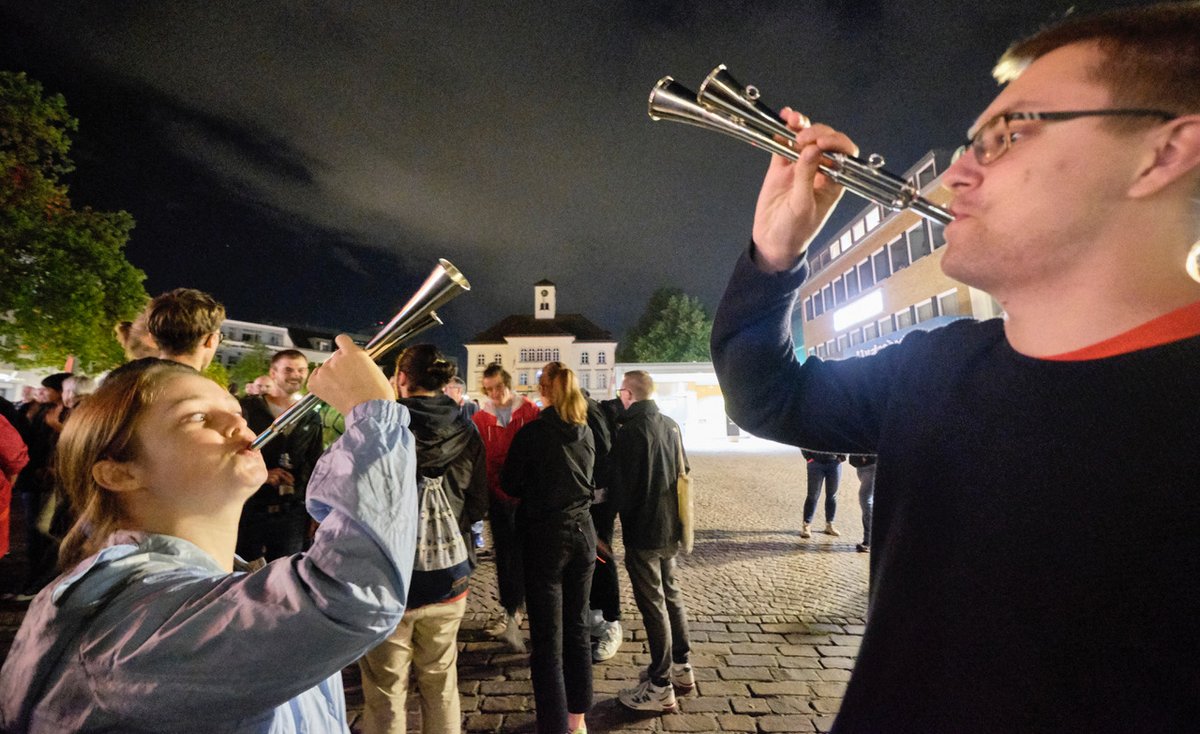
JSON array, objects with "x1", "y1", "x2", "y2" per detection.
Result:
[
  {"x1": 472, "y1": 363, "x2": 539, "y2": 651},
  {"x1": 0, "y1": 414, "x2": 30, "y2": 561}
]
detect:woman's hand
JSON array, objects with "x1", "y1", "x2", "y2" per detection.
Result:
[{"x1": 306, "y1": 335, "x2": 394, "y2": 416}]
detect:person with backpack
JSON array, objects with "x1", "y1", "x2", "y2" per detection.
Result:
[{"x1": 358, "y1": 344, "x2": 488, "y2": 734}]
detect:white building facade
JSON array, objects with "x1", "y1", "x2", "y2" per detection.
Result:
[{"x1": 465, "y1": 281, "x2": 618, "y2": 399}]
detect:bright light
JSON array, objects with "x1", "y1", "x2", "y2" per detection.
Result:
[{"x1": 833, "y1": 290, "x2": 884, "y2": 331}]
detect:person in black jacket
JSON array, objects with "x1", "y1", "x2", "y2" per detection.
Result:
[
  {"x1": 611, "y1": 370, "x2": 693, "y2": 714},
  {"x1": 359, "y1": 344, "x2": 487, "y2": 734},
  {"x1": 236, "y1": 350, "x2": 324, "y2": 562},
  {"x1": 502, "y1": 363, "x2": 596, "y2": 734}
]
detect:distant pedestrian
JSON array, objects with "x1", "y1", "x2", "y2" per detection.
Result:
[
  {"x1": 849, "y1": 455, "x2": 876, "y2": 553},
  {"x1": 502, "y1": 363, "x2": 596, "y2": 734},
  {"x1": 800, "y1": 450, "x2": 845, "y2": 539}
]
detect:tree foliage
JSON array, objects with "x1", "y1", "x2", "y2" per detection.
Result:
[
  {"x1": 227, "y1": 343, "x2": 273, "y2": 390},
  {"x1": 618, "y1": 287, "x2": 713, "y2": 363},
  {"x1": 0, "y1": 71, "x2": 148, "y2": 373}
]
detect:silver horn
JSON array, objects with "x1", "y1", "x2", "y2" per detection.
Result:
[
  {"x1": 249, "y1": 259, "x2": 471, "y2": 450},
  {"x1": 649, "y1": 65, "x2": 953, "y2": 226}
]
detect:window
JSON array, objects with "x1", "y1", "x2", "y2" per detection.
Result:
[
  {"x1": 269, "y1": 335, "x2": 281, "y2": 346},
  {"x1": 519, "y1": 349, "x2": 528, "y2": 362},
  {"x1": 818, "y1": 249, "x2": 832, "y2": 271},
  {"x1": 519, "y1": 372, "x2": 528, "y2": 386},
  {"x1": 872, "y1": 248, "x2": 891, "y2": 282},
  {"x1": 816, "y1": 344, "x2": 827, "y2": 359},
  {"x1": 493, "y1": 353, "x2": 502, "y2": 365},
  {"x1": 878, "y1": 316, "x2": 895, "y2": 337},
  {"x1": 813, "y1": 291, "x2": 824, "y2": 317},
  {"x1": 845, "y1": 268, "x2": 859, "y2": 299},
  {"x1": 539, "y1": 302, "x2": 549, "y2": 311},
  {"x1": 916, "y1": 298, "x2": 936, "y2": 323},
  {"x1": 865, "y1": 207, "x2": 880, "y2": 231},
  {"x1": 580, "y1": 352, "x2": 589, "y2": 365},
  {"x1": 907, "y1": 224, "x2": 932, "y2": 262},
  {"x1": 598, "y1": 352, "x2": 607, "y2": 365},
  {"x1": 552, "y1": 348, "x2": 560, "y2": 361},
  {"x1": 840, "y1": 232, "x2": 852, "y2": 252},
  {"x1": 825, "y1": 339, "x2": 836, "y2": 357},
  {"x1": 833, "y1": 277, "x2": 846, "y2": 306},
  {"x1": 895, "y1": 308, "x2": 914, "y2": 330},
  {"x1": 851, "y1": 220, "x2": 866, "y2": 241},
  {"x1": 858, "y1": 259, "x2": 874, "y2": 290},
  {"x1": 889, "y1": 237, "x2": 910, "y2": 273},
  {"x1": 598, "y1": 373, "x2": 607, "y2": 389},
  {"x1": 580, "y1": 372, "x2": 590, "y2": 390},
  {"x1": 863, "y1": 322, "x2": 879, "y2": 341},
  {"x1": 831, "y1": 240, "x2": 841, "y2": 258},
  {"x1": 938, "y1": 290, "x2": 959, "y2": 317},
  {"x1": 916, "y1": 161, "x2": 937, "y2": 190},
  {"x1": 821, "y1": 284, "x2": 833, "y2": 312},
  {"x1": 476, "y1": 353, "x2": 485, "y2": 367},
  {"x1": 849, "y1": 329, "x2": 863, "y2": 347},
  {"x1": 837, "y1": 334, "x2": 849, "y2": 353},
  {"x1": 931, "y1": 222, "x2": 947, "y2": 249},
  {"x1": 805, "y1": 297, "x2": 815, "y2": 322}
]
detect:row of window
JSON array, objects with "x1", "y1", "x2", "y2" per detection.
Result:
[
  {"x1": 497, "y1": 370, "x2": 610, "y2": 391},
  {"x1": 809, "y1": 290, "x2": 958, "y2": 360},
  {"x1": 803, "y1": 219, "x2": 946, "y2": 323},
  {"x1": 221, "y1": 330, "x2": 283, "y2": 346},
  {"x1": 809, "y1": 159, "x2": 940, "y2": 276},
  {"x1": 475, "y1": 350, "x2": 608, "y2": 367}
]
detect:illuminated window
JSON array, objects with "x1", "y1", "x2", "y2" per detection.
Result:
[
  {"x1": 519, "y1": 372, "x2": 528, "y2": 386},
  {"x1": 865, "y1": 207, "x2": 880, "y2": 231},
  {"x1": 580, "y1": 352, "x2": 589, "y2": 365},
  {"x1": 598, "y1": 352, "x2": 607, "y2": 365},
  {"x1": 476, "y1": 354, "x2": 485, "y2": 367},
  {"x1": 493, "y1": 354, "x2": 502, "y2": 365}
]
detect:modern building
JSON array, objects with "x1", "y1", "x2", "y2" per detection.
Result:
[
  {"x1": 795, "y1": 150, "x2": 1003, "y2": 361},
  {"x1": 465, "y1": 280, "x2": 618, "y2": 398},
  {"x1": 214, "y1": 319, "x2": 359, "y2": 370}
]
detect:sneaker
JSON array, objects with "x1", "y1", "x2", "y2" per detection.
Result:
[
  {"x1": 618, "y1": 678, "x2": 676, "y2": 712},
  {"x1": 592, "y1": 620, "x2": 622, "y2": 662},
  {"x1": 856, "y1": 543, "x2": 870, "y2": 553},
  {"x1": 824, "y1": 522, "x2": 840, "y2": 537},
  {"x1": 670, "y1": 662, "x2": 695, "y2": 691},
  {"x1": 589, "y1": 609, "x2": 605, "y2": 637},
  {"x1": 800, "y1": 523, "x2": 812, "y2": 539},
  {"x1": 501, "y1": 615, "x2": 526, "y2": 653},
  {"x1": 485, "y1": 614, "x2": 510, "y2": 638}
]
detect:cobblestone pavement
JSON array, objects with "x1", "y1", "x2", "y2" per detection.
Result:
[{"x1": 2, "y1": 438, "x2": 871, "y2": 732}]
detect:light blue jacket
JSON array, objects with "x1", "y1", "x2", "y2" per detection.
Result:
[{"x1": 0, "y1": 399, "x2": 417, "y2": 733}]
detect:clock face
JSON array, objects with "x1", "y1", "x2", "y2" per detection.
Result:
[{"x1": 541, "y1": 289, "x2": 549, "y2": 297}]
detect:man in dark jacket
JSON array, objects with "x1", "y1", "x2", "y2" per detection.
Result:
[
  {"x1": 237, "y1": 349, "x2": 323, "y2": 562},
  {"x1": 610, "y1": 370, "x2": 693, "y2": 713}
]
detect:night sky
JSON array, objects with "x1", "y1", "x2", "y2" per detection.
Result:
[{"x1": 0, "y1": 0, "x2": 1139, "y2": 363}]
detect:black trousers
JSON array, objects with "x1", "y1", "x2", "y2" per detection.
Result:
[
  {"x1": 588, "y1": 499, "x2": 621, "y2": 622},
  {"x1": 490, "y1": 501, "x2": 526, "y2": 615},
  {"x1": 236, "y1": 504, "x2": 307, "y2": 562},
  {"x1": 522, "y1": 512, "x2": 596, "y2": 734}
]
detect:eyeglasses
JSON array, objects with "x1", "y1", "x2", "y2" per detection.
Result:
[{"x1": 952, "y1": 108, "x2": 1177, "y2": 166}]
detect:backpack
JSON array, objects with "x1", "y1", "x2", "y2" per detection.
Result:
[{"x1": 414, "y1": 475, "x2": 469, "y2": 572}]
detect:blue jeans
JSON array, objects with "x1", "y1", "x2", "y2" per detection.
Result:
[
  {"x1": 803, "y1": 459, "x2": 841, "y2": 524},
  {"x1": 857, "y1": 463, "x2": 876, "y2": 545}
]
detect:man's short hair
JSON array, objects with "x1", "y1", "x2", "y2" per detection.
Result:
[
  {"x1": 995, "y1": 3, "x2": 1200, "y2": 119},
  {"x1": 271, "y1": 349, "x2": 307, "y2": 366},
  {"x1": 447, "y1": 376, "x2": 466, "y2": 387},
  {"x1": 147, "y1": 288, "x2": 225, "y2": 356},
  {"x1": 623, "y1": 370, "x2": 653, "y2": 401},
  {"x1": 482, "y1": 363, "x2": 511, "y2": 388}
]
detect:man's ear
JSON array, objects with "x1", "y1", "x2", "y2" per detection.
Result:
[
  {"x1": 92, "y1": 459, "x2": 143, "y2": 493},
  {"x1": 1129, "y1": 116, "x2": 1200, "y2": 199}
]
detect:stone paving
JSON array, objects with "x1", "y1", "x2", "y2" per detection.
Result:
[{"x1": 2, "y1": 438, "x2": 871, "y2": 732}]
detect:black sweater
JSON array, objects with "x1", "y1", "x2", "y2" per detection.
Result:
[
  {"x1": 610, "y1": 400, "x2": 687, "y2": 550},
  {"x1": 502, "y1": 407, "x2": 595, "y2": 526},
  {"x1": 712, "y1": 248, "x2": 1200, "y2": 734}
]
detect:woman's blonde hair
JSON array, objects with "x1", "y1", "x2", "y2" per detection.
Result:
[
  {"x1": 540, "y1": 362, "x2": 587, "y2": 425},
  {"x1": 57, "y1": 358, "x2": 194, "y2": 569}
]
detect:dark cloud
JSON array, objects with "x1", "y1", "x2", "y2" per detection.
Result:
[{"x1": 0, "y1": 0, "x2": 1138, "y2": 362}]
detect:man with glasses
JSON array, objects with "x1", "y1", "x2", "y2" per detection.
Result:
[{"x1": 711, "y1": 4, "x2": 1200, "y2": 731}]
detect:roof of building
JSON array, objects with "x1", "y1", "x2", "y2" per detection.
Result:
[
  {"x1": 533, "y1": 279, "x2": 556, "y2": 287},
  {"x1": 467, "y1": 313, "x2": 614, "y2": 344}
]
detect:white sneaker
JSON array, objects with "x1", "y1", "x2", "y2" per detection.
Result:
[
  {"x1": 618, "y1": 678, "x2": 676, "y2": 712},
  {"x1": 501, "y1": 615, "x2": 526, "y2": 653},
  {"x1": 592, "y1": 620, "x2": 622, "y2": 661},
  {"x1": 825, "y1": 522, "x2": 840, "y2": 537},
  {"x1": 670, "y1": 662, "x2": 695, "y2": 691},
  {"x1": 589, "y1": 609, "x2": 606, "y2": 637},
  {"x1": 800, "y1": 523, "x2": 812, "y2": 539},
  {"x1": 485, "y1": 612, "x2": 511, "y2": 638}
]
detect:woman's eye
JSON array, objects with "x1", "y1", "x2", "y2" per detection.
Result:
[{"x1": 183, "y1": 412, "x2": 207, "y2": 423}]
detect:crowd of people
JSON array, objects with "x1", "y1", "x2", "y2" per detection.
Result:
[
  {"x1": 0, "y1": 3, "x2": 1197, "y2": 732},
  {"x1": 0, "y1": 281, "x2": 693, "y2": 734}
]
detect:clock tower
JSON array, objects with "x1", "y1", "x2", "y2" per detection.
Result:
[{"x1": 534, "y1": 279, "x2": 556, "y2": 320}]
